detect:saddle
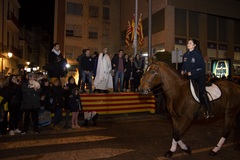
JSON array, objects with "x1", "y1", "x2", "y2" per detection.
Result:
[{"x1": 190, "y1": 80, "x2": 221, "y2": 103}]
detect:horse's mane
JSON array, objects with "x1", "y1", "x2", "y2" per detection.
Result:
[{"x1": 154, "y1": 61, "x2": 186, "y2": 81}]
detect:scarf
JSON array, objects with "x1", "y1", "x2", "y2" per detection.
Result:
[{"x1": 52, "y1": 48, "x2": 61, "y2": 56}]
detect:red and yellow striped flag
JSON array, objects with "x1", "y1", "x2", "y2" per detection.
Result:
[
  {"x1": 125, "y1": 21, "x2": 132, "y2": 47},
  {"x1": 130, "y1": 14, "x2": 135, "y2": 43},
  {"x1": 137, "y1": 13, "x2": 144, "y2": 46}
]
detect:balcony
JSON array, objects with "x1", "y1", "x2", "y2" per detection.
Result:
[{"x1": 7, "y1": 11, "x2": 20, "y2": 31}]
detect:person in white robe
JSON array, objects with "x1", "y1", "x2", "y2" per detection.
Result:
[{"x1": 94, "y1": 48, "x2": 113, "y2": 91}]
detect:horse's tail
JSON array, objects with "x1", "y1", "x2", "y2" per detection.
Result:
[{"x1": 233, "y1": 111, "x2": 240, "y2": 151}]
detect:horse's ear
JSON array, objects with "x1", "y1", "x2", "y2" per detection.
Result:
[{"x1": 148, "y1": 56, "x2": 157, "y2": 64}]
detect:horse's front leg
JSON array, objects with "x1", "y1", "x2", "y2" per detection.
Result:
[{"x1": 164, "y1": 116, "x2": 193, "y2": 158}]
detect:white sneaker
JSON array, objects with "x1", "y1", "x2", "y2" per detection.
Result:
[
  {"x1": 14, "y1": 128, "x2": 22, "y2": 134},
  {"x1": 9, "y1": 130, "x2": 15, "y2": 136}
]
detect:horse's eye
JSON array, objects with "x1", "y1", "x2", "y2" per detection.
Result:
[{"x1": 151, "y1": 70, "x2": 155, "y2": 74}]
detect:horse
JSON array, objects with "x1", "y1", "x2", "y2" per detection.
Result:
[{"x1": 138, "y1": 61, "x2": 240, "y2": 158}]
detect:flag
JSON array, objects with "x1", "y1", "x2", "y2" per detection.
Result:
[
  {"x1": 137, "y1": 13, "x2": 144, "y2": 46},
  {"x1": 130, "y1": 14, "x2": 135, "y2": 43},
  {"x1": 125, "y1": 21, "x2": 132, "y2": 47}
]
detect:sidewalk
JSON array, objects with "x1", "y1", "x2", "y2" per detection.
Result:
[{"x1": 97, "y1": 112, "x2": 163, "y2": 122}]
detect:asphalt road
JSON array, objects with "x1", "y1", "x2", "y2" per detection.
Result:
[{"x1": 0, "y1": 113, "x2": 239, "y2": 160}]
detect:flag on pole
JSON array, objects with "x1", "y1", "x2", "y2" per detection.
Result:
[
  {"x1": 125, "y1": 21, "x2": 132, "y2": 47},
  {"x1": 131, "y1": 14, "x2": 135, "y2": 43},
  {"x1": 137, "y1": 13, "x2": 144, "y2": 46}
]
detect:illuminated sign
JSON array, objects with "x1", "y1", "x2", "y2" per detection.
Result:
[{"x1": 211, "y1": 59, "x2": 231, "y2": 78}]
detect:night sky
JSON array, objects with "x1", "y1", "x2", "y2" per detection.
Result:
[{"x1": 18, "y1": 0, "x2": 54, "y2": 36}]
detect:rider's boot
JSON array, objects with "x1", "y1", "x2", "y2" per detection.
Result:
[{"x1": 202, "y1": 93, "x2": 214, "y2": 119}]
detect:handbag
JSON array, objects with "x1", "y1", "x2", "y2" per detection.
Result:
[{"x1": 111, "y1": 69, "x2": 116, "y2": 77}]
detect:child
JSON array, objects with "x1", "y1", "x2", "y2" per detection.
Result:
[{"x1": 68, "y1": 88, "x2": 82, "y2": 129}]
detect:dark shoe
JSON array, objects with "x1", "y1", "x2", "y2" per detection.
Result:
[
  {"x1": 204, "y1": 111, "x2": 214, "y2": 119},
  {"x1": 35, "y1": 130, "x2": 40, "y2": 134},
  {"x1": 83, "y1": 120, "x2": 88, "y2": 126},
  {"x1": 92, "y1": 113, "x2": 98, "y2": 126},
  {"x1": 21, "y1": 130, "x2": 28, "y2": 135}
]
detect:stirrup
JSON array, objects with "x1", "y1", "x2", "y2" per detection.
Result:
[{"x1": 204, "y1": 112, "x2": 214, "y2": 119}]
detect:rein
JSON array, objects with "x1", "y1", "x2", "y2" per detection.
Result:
[
  {"x1": 151, "y1": 80, "x2": 188, "y2": 96},
  {"x1": 143, "y1": 63, "x2": 188, "y2": 96}
]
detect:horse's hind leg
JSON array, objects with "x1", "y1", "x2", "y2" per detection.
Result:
[{"x1": 210, "y1": 111, "x2": 236, "y2": 156}]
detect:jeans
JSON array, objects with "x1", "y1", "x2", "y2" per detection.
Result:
[
  {"x1": 81, "y1": 71, "x2": 93, "y2": 92},
  {"x1": 53, "y1": 107, "x2": 62, "y2": 126},
  {"x1": 114, "y1": 71, "x2": 124, "y2": 92},
  {"x1": 23, "y1": 108, "x2": 39, "y2": 132}
]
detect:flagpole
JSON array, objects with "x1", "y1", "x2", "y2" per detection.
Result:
[
  {"x1": 134, "y1": 0, "x2": 138, "y2": 56},
  {"x1": 148, "y1": 0, "x2": 152, "y2": 60}
]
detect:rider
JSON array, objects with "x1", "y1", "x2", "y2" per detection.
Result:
[{"x1": 181, "y1": 38, "x2": 214, "y2": 119}]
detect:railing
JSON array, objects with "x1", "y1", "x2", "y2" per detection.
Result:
[{"x1": 7, "y1": 11, "x2": 20, "y2": 29}]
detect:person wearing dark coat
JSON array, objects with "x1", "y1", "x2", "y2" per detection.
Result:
[
  {"x1": 47, "y1": 43, "x2": 67, "y2": 79},
  {"x1": 76, "y1": 49, "x2": 86, "y2": 88},
  {"x1": 63, "y1": 76, "x2": 78, "y2": 129},
  {"x1": 112, "y1": 49, "x2": 126, "y2": 92},
  {"x1": 21, "y1": 73, "x2": 41, "y2": 134},
  {"x1": 0, "y1": 78, "x2": 9, "y2": 135},
  {"x1": 80, "y1": 49, "x2": 94, "y2": 93},
  {"x1": 51, "y1": 78, "x2": 65, "y2": 128},
  {"x1": 181, "y1": 38, "x2": 213, "y2": 119},
  {"x1": 7, "y1": 75, "x2": 22, "y2": 135},
  {"x1": 40, "y1": 78, "x2": 52, "y2": 112},
  {"x1": 68, "y1": 87, "x2": 82, "y2": 129},
  {"x1": 133, "y1": 53, "x2": 144, "y2": 92},
  {"x1": 123, "y1": 54, "x2": 132, "y2": 92}
]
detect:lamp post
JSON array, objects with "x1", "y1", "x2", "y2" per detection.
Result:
[{"x1": 1, "y1": 52, "x2": 13, "y2": 77}]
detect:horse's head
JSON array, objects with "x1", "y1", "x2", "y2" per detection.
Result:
[{"x1": 139, "y1": 62, "x2": 161, "y2": 94}]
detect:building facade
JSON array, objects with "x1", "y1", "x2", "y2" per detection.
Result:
[
  {"x1": 0, "y1": 0, "x2": 49, "y2": 77},
  {"x1": 120, "y1": 0, "x2": 240, "y2": 76},
  {"x1": 0, "y1": 0, "x2": 21, "y2": 76},
  {"x1": 54, "y1": 0, "x2": 121, "y2": 70}
]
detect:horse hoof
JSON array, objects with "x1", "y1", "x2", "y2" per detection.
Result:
[
  {"x1": 209, "y1": 150, "x2": 217, "y2": 156},
  {"x1": 164, "y1": 150, "x2": 173, "y2": 158},
  {"x1": 182, "y1": 146, "x2": 192, "y2": 154}
]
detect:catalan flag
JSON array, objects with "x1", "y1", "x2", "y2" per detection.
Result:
[
  {"x1": 125, "y1": 21, "x2": 132, "y2": 47},
  {"x1": 130, "y1": 14, "x2": 135, "y2": 43},
  {"x1": 137, "y1": 13, "x2": 144, "y2": 46}
]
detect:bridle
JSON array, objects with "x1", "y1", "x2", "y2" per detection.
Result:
[{"x1": 142, "y1": 63, "x2": 188, "y2": 95}]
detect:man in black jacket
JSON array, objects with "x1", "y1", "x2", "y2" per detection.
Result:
[
  {"x1": 111, "y1": 49, "x2": 126, "y2": 92},
  {"x1": 76, "y1": 49, "x2": 86, "y2": 88},
  {"x1": 80, "y1": 49, "x2": 94, "y2": 93},
  {"x1": 47, "y1": 43, "x2": 67, "y2": 79}
]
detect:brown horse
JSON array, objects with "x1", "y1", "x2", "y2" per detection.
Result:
[{"x1": 139, "y1": 61, "x2": 240, "y2": 158}]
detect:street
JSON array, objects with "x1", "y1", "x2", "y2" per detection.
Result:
[{"x1": 0, "y1": 113, "x2": 239, "y2": 160}]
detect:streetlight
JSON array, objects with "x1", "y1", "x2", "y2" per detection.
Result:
[
  {"x1": 1, "y1": 52, "x2": 13, "y2": 77},
  {"x1": 7, "y1": 52, "x2": 13, "y2": 58}
]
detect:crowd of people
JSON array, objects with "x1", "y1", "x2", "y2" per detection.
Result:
[
  {"x1": 0, "y1": 43, "x2": 146, "y2": 136},
  {"x1": 77, "y1": 47, "x2": 145, "y2": 93}
]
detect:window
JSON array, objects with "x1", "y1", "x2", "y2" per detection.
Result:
[
  {"x1": 89, "y1": 5, "x2": 99, "y2": 18},
  {"x1": 103, "y1": 7, "x2": 109, "y2": 20},
  {"x1": 189, "y1": 11, "x2": 199, "y2": 38},
  {"x1": 103, "y1": 0, "x2": 111, "y2": 5},
  {"x1": 89, "y1": 26, "x2": 98, "y2": 39},
  {"x1": 207, "y1": 15, "x2": 217, "y2": 41},
  {"x1": 102, "y1": 26, "x2": 109, "y2": 37},
  {"x1": 152, "y1": 9, "x2": 165, "y2": 34},
  {"x1": 139, "y1": 9, "x2": 165, "y2": 37},
  {"x1": 66, "y1": 24, "x2": 82, "y2": 38},
  {"x1": 235, "y1": 20, "x2": 240, "y2": 44},
  {"x1": 65, "y1": 45, "x2": 82, "y2": 60},
  {"x1": 219, "y1": 18, "x2": 227, "y2": 42},
  {"x1": 67, "y1": 2, "x2": 83, "y2": 16},
  {"x1": 175, "y1": 9, "x2": 187, "y2": 36}
]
